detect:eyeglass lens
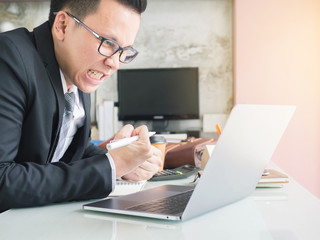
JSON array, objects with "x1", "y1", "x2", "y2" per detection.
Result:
[{"x1": 99, "y1": 39, "x2": 136, "y2": 63}]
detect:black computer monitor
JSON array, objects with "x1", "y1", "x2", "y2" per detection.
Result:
[{"x1": 117, "y1": 67, "x2": 199, "y2": 132}]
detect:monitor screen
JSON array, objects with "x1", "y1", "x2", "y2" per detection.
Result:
[{"x1": 117, "y1": 67, "x2": 199, "y2": 121}]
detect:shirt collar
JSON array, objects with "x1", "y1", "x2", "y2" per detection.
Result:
[{"x1": 59, "y1": 69, "x2": 78, "y2": 94}]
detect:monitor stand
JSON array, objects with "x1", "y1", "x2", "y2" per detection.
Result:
[{"x1": 151, "y1": 120, "x2": 171, "y2": 134}]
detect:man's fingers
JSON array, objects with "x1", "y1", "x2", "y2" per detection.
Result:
[
  {"x1": 113, "y1": 124, "x2": 134, "y2": 140},
  {"x1": 122, "y1": 146, "x2": 163, "y2": 181},
  {"x1": 132, "y1": 125, "x2": 150, "y2": 144}
]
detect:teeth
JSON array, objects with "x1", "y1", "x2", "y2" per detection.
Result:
[{"x1": 88, "y1": 70, "x2": 103, "y2": 80}]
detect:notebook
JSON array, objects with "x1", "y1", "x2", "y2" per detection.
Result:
[
  {"x1": 83, "y1": 104, "x2": 295, "y2": 221},
  {"x1": 110, "y1": 179, "x2": 147, "y2": 197},
  {"x1": 257, "y1": 169, "x2": 289, "y2": 188}
]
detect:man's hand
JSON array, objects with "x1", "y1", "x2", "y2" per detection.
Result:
[
  {"x1": 121, "y1": 144, "x2": 162, "y2": 181},
  {"x1": 106, "y1": 124, "x2": 162, "y2": 180}
]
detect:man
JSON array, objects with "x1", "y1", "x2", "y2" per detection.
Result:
[{"x1": 0, "y1": 0, "x2": 161, "y2": 213}]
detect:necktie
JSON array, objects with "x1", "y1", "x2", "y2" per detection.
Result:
[{"x1": 51, "y1": 92, "x2": 75, "y2": 162}]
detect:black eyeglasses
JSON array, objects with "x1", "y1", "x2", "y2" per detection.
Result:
[{"x1": 55, "y1": 11, "x2": 139, "y2": 63}]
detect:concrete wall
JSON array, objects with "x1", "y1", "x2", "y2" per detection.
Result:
[{"x1": 96, "y1": 0, "x2": 233, "y2": 132}]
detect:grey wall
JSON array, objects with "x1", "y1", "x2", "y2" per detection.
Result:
[{"x1": 0, "y1": 0, "x2": 233, "y2": 133}]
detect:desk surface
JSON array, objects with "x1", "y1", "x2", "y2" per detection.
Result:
[{"x1": 1, "y1": 165, "x2": 320, "y2": 240}]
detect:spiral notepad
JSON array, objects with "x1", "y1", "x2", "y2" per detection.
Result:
[{"x1": 110, "y1": 179, "x2": 147, "y2": 197}]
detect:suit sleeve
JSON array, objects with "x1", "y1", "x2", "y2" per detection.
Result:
[
  {"x1": 83, "y1": 140, "x2": 108, "y2": 158},
  {"x1": 0, "y1": 34, "x2": 113, "y2": 212}
]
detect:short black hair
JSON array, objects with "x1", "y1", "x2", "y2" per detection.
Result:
[{"x1": 48, "y1": 0, "x2": 147, "y2": 27}]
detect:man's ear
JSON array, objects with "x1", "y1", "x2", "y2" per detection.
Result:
[{"x1": 52, "y1": 11, "x2": 68, "y2": 41}]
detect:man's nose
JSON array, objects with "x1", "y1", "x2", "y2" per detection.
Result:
[{"x1": 103, "y1": 52, "x2": 121, "y2": 70}]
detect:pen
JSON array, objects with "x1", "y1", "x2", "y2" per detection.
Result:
[
  {"x1": 216, "y1": 124, "x2": 222, "y2": 136},
  {"x1": 106, "y1": 131, "x2": 156, "y2": 151}
]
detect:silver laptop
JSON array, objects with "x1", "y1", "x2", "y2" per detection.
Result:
[{"x1": 83, "y1": 104, "x2": 295, "y2": 221}]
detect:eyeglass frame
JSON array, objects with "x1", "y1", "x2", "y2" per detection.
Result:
[{"x1": 53, "y1": 11, "x2": 139, "y2": 63}]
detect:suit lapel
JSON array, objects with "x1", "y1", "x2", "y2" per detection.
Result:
[
  {"x1": 33, "y1": 22, "x2": 65, "y2": 161},
  {"x1": 78, "y1": 90, "x2": 91, "y2": 148},
  {"x1": 33, "y1": 22, "x2": 64, "y2": 117}
]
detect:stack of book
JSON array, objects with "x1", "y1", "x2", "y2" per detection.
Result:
[{"x1": 257, "y1": 169, "x2": 289, "y2": 188}]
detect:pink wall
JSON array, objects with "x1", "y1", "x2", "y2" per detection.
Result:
[{"x1": 234, "y1": 0, "x2": 320, "y2": 198}]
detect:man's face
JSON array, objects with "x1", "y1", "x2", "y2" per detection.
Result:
[{"x1": 54, "y1": 0, "x2": 141, "y2": 93}]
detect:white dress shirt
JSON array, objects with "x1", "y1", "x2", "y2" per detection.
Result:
[
  {"x1": 51, "y1": 70, "x2": 85, "y2": 162},
  {"x1": 51, "y1": 70, "x2": 116, "y2": 190}
]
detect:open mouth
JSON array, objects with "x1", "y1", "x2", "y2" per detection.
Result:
[{"x1": 87, "y1": 69, "x2": 105, "y2": 80}]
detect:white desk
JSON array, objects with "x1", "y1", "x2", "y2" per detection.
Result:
[{"x1": 1, "y1": 166, "x2": 320, "y2": 240}]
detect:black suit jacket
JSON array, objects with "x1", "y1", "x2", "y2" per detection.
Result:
[{"x1": 0, "y1": 22, "x2": 112, "y2": 212}]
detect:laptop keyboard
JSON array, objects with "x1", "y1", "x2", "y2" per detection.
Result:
[{"x1": 126, "y1": 189, "x2": 194, "y2": 215}]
